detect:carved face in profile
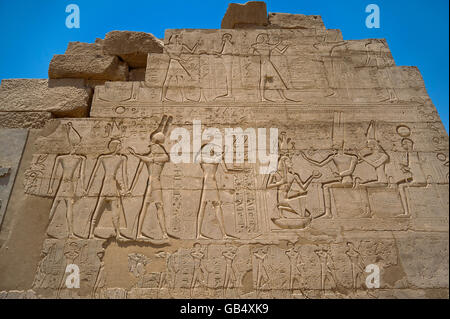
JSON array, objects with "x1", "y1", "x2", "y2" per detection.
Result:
[
  {"x1": 151, "y1": 132, "x2": 165, "y2": 145},
  {"x1": 367, "y1": 139, "x2": 379, "y2": 151},
  {"x1": 284, "y1": 157, "x2": 293, "y2": 169},
  {"x1": 222, "y1": 33, "x2": 232, "y2": 42},
  {"x1": 168, "y1": 34, "x2": 180, "y2": 45},
  {"x1": 108, "y1": 139, "x2": 122, "y2": 153},
  {"x1": 256, "y1": 33, "x2": 268, "y2": 44},
  {"x1": 401, "y1": 138, "x2": 414, "y2": 151}
]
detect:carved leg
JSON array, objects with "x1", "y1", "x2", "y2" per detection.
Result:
[
  {"x1": 136, "y1": 201, "x2": 151, "y2": 239},
  {"x1": 322, "y1": 185, "x2": 333, "y2": 218},
  {"x1": 155, "y1": 202, "x2": 168, "y2": 239},
  {"x1": 112, "y1": 199, "x2": 126, "y2": 240},
  {"x1": 196, "y1": 188, "x2": 208, "y2": 239},
  {"x1": 48, "y1": 197, "x2": 62, "y2": 224},
  {"x1": 398, "y1": 183, "x2": 410, "y2": 216},
  {"x1": 89, "y1": 197, "x2": 106, "y2": 239},
  {"x1": 66, "y1": 198, "x2": 77, "y2": 238}
]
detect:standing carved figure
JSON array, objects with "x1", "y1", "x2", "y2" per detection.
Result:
[
  {"x1": 161, "y1": 34, "x2": 199, "y2": 102},
  {"x1": 196, "y1": 144, "x2": 238, "y2": 239},
  {"x1": 128, "y1": 116, "x2": 174, "y2": 240},
  {"x1": 315, "y1": 248, "x2": 338, "y2": 291},
  {"x1": 222, "y1": 244, "x2": 238, "y2": 295},
  {"x1": 251, "y1": 33, "x2": 295, "y2": 102},
  {"x1": 214, "y1": 33, "x2": 234, "y2": 100},
  {"x1": 345, "y1": 242, "x2": 366, "y2": 290},
  {"x1": 285, "y1": 242, "x2": 305, "y2": 293},
  {"x1": 85, "y1": 139, "x2": 129, "y2": 240},
  {"x1": 397, "y1": 137, "x2": 427, "y2": 216},
  {"x1": 253, "y1": 247, "x2": 270, "y2": 295},
  {"x1": 190, "y1": 243, "x2": 208, "y2": 295},
  {"x1": 48, "y1": 122, "x2": 86, "y2": 238}
]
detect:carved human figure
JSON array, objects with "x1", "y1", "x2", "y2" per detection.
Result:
[
  {"x1": 92, "y1": 250, "x2": 106, "y2": 298},
  {"x1": 190, "y1": 243, "x2": 208, "y2": 295},
  {"x1": 314, "y1": 248, "x2": 338, "y2": 291},
  {"x1": 300, "y1": 143, "x2": 358, "y2": 218},
  {"x1": 48, "y1": 122, "x2": 86, "y2": 238},
  {"x1": 397, "y1": 137, "x2": 427, "y2": 216},
  {"x1": 328, "y1": 41, "x2": 354, "y2": 100},
  {"x1": 285, "y1": 242, "x2": 304, "y2": 293},
  {"x1": 364, "y1": 39, "x2": 398, "y2": 102},
  {"x1": 128, "y1": 116, "x2": 173, "y2": 240},
  {"x1": 222, "y1": 244, "x2": 238, "y2": 294},
  {"x1": 251, "y1": 33, "x2": 296, "y2": 102},
  {"x1": 155, "y1": 251, "x2": 178, "y2": 290},
  {"x1": 213, "y1": 33, "x2": 234, "y2": 100},
  {"x1": 253, "y1": 247, "x2": 269, "y2": 294},
  {"x1": 266, "y1": 156, "x2": 321, "y2": 218},
  {"x1": 161, "y1": 34, "x2": 200, "y2": 102},
  {"x1": 196, "y1": 144, "x2": 238, "y2": 239},
  {"x1": 357, "y1": 139, "x2": 389, "y2": 186},
  {"x1": 345, "y1": 242, "x2": 366, "y2": 290},
  {"x1": 57, "y1": 241, "x2": 81, "y2": 298},
  {"x1": 128, "y1": 253, "x2": 150, "y2": 288},
  {"x1": 85, "y1": 139, "x2": 129, "y2": 240},
  {"x1": 353, "y1": 123, "x2": 391, "y2": 217},
  {"x1": 32, "y1": 241, "x2": 56, "y2": 289}
]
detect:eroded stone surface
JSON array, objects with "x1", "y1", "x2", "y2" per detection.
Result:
[
  {"x1": 0, "y1": 112, "x2": 53, "y2": 129},
  {"x1": 221, "y1": 1, "x2": 269, "y2": 29},
  {"x1": 0, "y1": 79, "x2": 92, "y2": 117},
  {"x1": 268, "y1": 13, "x2": 326, "y2": 30},
  {"x1": 65, "y1": 40, "x2": 104, "y2": 55},
  {"x1": 103, "y1": 31, "x2": 164, "y2": 68},
  {"x1": 0, "y1": 2, "x2": 448, "y2": 299},
  {"x1": 0, "y1": 129, "x2": 28, "y2": 228},
  {"x1": 49, "y1": 55, "x2": 128, "y2": 81}
]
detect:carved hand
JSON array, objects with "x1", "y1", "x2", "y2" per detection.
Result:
[{"x1": 312, "y1": 170, "x2": 322, "y2": 179}]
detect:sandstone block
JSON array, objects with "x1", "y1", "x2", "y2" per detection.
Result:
[
  {"x1": 0, "y1": 79, "x2": 91, "y2": 117},
  {"x1": 221, "y1": 1, "x2": 268, "y2": 29},
  {"x1": 0, "y1": 112, "x2": 53, "y2": 129},
  {"x1": 268, "y1": 12, "x2": 326, "y2": 30},
  {"x1": 65, "y1": 39, "x2": 104, "y2": 55},
  {"x1": 103, "y1": 31, "x2": 164, "y2": 68},
  {"x1": 49, "y1": 54, "x2": 128, "y2": 81},
  {"x1": 129, "y1": 68, "x2": 146, "y2": 81}
]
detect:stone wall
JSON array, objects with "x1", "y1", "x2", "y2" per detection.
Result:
[{"x1": 0, "y1": 1, "x2": 448, "y2": 299}]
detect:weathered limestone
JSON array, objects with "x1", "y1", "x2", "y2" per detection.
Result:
[
  {"x1": 221, "y1": 1, "x2": 269, "y2": 29},
  {"x1": 0, "y1": 2, "x2": 448, "y2": 300},
  {"x1": 0, "y1": 129, "x2": 28, "y2": 228},
  {"x1": 129, "y1": 68, "x2": 146, "y2": 82},
  {"x1": 65, "y1": 39, "x2": 104, "y2": 55},
  {"x1": 0, "y1": 112, "x2": 53, "y2": 129},
  {"x1": 0, "y1": 79, "x2": 92, "y2": 117},
  {"x1": 49, "y1": 54, "x2": 128, "y2": 81},
  {"x1": 103, "y1": 31, "x2": 164, "y2": 68},
  {"x1": 268, "y1": 12, "x2": 326, "y2": 30}
]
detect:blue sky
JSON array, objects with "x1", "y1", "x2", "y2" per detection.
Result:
[{"x1": 0, "y1": 0, "x2": 448, "y2": 131}]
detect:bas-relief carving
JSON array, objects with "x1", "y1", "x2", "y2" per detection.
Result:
[
  {"x1": 0, "y1": 129, "x2": 28, "y2": 228},
  {"x1": 24, "y1": 114, "x2": 448, "y2": 240},
  {"x1": 90, "y1": 30, "x2": 427, "y2": 118},
  {"x1": 2, "y1": 19, "x2": 445, "y2": 298},
  {"x1": 21, "y1": 103, "x2": 448, "y2": 298},
  {"x1": 98, "y1": 239, "x2": 401, "y2": 299}
]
